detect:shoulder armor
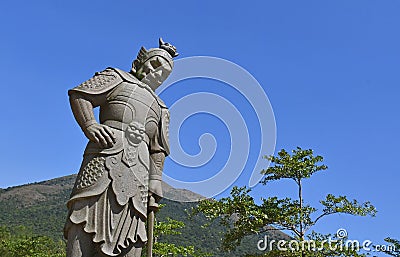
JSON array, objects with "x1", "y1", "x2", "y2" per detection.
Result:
[
  {"x1": 68, "y1": 68, "x2": 123, "y2": 95},
  {"x1": 69, "y1": 67, "x2": 168, "y2": 109}
]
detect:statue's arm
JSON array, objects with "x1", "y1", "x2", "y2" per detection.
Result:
[
  {"x1": 148, "y1": 152, "x2": 165, "y2": 211},
  {"x1": 69, "y1": 92, "x2": 116, "y2": 148},
  {"x1": 69, "y1": 92, "x2": 97, "y2": 130},
  {"x1": 148, "y1": 108, "x2": 170, "y2": 210}
]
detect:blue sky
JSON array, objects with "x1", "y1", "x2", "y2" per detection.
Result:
[{"x1": 1, "y1": 0, "x2": 399, "y2": 254}]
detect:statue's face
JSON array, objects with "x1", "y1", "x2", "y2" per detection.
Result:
[{"x1": 136, "y1": 56, "x2": 172, "y2": 90}]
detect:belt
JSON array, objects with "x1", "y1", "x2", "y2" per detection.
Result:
[
  {"x1": 103, "y1": 120, "x2": 150, "y2": 145},
  {"x1": 103, "y1": 120, "x2": 129, "y2": 131}
]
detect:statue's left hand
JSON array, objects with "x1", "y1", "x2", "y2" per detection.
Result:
[{"x1": 148, "y1": 193, "x2": 159, "y2": 212}]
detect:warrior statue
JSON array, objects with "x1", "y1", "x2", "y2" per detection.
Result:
[{"x1": 64, "y1": 38, "x2": 178, "y2": 257}]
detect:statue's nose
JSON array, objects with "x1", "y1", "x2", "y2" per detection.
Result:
[
  {"x1": 147, "y1": 65, "x2": 155, "y2": 74},
  {"x1": 154, "y1": 69, "x2": 163, "y2": 79}
]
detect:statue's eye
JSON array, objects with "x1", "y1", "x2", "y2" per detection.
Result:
[
  {"x1": 150, "y1": 59, "x2": 162, "y2": 69},
  {"x1": 141, "y1": 65, "x2": 150, "y2": 75}
]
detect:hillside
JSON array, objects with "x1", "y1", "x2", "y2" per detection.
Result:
[{"x1": 0, "y1": 175, "x2": 290, "y2": 256}]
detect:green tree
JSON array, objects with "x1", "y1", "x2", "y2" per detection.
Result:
[
  {"x1": 145, "y1": 205, "x2": 211, "y2": 257},
  {"x1": 153, "y1": 217, "x2": 209, "y2": 257},
  {"x1": 0, "y1": 226, "x2": 65, "y2": 257},
  {"x1": 0, "y1": 219, "x2": 209, "y2": 257},
  {"x1": 194, "y1": 147, "x2": 376, "y2": 256}
]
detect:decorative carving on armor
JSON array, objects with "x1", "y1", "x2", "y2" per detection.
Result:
[
  {"x1": 126, "y1": 121, "x2": 146, "y2": 146},
  {"x1": 75, "y1": 156, "x2": 106, "y2": 190},
  {"x1": 122, "y1": 146, "x2": 138, "y2": 167},
  {"x1": 161, "y1": 109, "x2": 170, "y2": 155},
  {"x1": 139, "y1": 182, "x2": 149, "y2": 206},
  {"x1": 79, "y1": 70, "x2": 117, "y2": 89},
  {"x1": 69, "y1": 68, "x2": 123, "y2": 95},
  {"x1": 107, "y1": 154, "x2": 139, "y2": 206}
]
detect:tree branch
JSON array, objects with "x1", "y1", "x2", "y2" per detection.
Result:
[{"x1": 312, "y1": 212, "x2": 333, "y2": 225}]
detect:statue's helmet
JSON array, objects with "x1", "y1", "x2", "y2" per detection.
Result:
[{"x1": 132, "y1": 38, "x2": 179, "y2": 72}]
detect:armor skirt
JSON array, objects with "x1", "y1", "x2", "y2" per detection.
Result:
[{"x1": 64, "y1": 187, "x2": 147, "y2": 256}]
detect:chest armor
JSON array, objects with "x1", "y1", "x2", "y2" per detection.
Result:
[
  {"x1": 69, "y1": 69, "x2": 169, "y2": 219},
  {"x1": 100, "y1": 82, "x2": 161, "y2": 133},
  {"x1": 75, "y1": 82, "x2": 161, "y2": 216}
]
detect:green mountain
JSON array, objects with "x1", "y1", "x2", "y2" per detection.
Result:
[{"x1": 0, "y1": 175, "x2": 289, "y2": 256}]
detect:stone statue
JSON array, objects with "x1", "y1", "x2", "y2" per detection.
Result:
[{"x1": 64, "y1": 38, "x2": 178, "y2": 257}]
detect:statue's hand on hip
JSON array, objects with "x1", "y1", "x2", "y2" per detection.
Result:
[{"x1": 84, "y1": 123, "x2": 116, "y2": 148}]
